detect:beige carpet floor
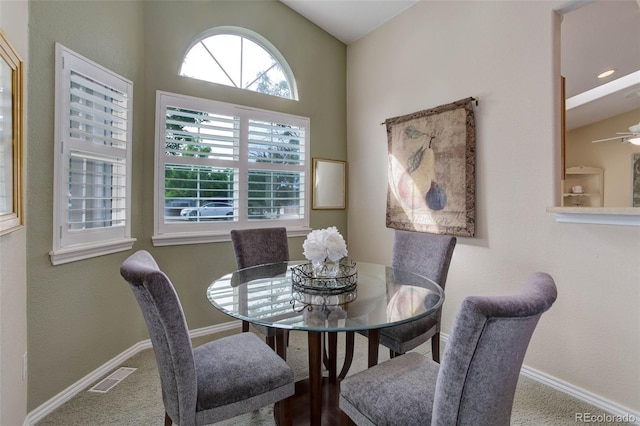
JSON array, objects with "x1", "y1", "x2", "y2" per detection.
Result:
[{"x1": 37, "y1": 327, "x2": 609, "y2": 425}]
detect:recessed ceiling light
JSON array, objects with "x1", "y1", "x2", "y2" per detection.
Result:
[{"x1": 597, "y1": 69, "x2": 616, "y2": 79}]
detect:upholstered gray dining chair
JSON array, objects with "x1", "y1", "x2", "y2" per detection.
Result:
[
  {"x1": 340, "y1": 272, "x2": 557, "y2": 426},
  {"x1": 359, "y1": 230, "x2": 456, "y2": 363},
  {"x1": 120, "y1": 250, "x2": 294, "y2": 426},
  {"x1": 230, "y1": 227, "x2": 290, "y2": 349}
]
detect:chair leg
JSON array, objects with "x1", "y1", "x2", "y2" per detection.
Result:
[
  {"x1": 266, "y1": 335, "x2": 275, "y2": 350},
  {"x1": 431, "y1": 332, "x2": 440, "y2": 363},
  {"x1": 164, "y1": 412, "x2": 172, "y2": 426},
  {"x1": 390, "y1": 348, "x2": 403, "y2": 359},
  {"x1": 276, "y1": 329, "x2": 288, "y2": 361}
]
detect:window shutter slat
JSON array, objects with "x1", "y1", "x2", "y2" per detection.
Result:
[{"x1": 70, "y1": 72, "x2": 128, "y2": 104}]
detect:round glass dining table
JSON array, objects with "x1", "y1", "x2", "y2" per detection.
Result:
[{"x1": 207, "y1": 261, "x2": 443, "y2": 426}]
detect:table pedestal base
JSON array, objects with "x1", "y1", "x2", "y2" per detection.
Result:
[
  {"x1": 275, "y1": 330, "x2": 379, "y2": 426},
  {"x1": 289, "y1": 377, "x2": 341, "y2": 425}
]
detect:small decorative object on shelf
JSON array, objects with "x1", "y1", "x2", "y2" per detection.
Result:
[{"x1": 561, "y1": 166, "x2": 603, "y2": 207}]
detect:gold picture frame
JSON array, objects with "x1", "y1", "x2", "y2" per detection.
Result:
[
  {"x1": 0, "y1": 29, "x2": 24, "y2": 235},
  {"x1": 312, "y1": 158, "x2": 346, "y2": 209},
  {"x1": 633, "y1": 153, "x2": 640, "y2": 208}
]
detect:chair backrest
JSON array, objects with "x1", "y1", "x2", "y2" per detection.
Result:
[
  {"x1": 392, "y1": 230, "x2": 456, "y2": 288},
  {"x1": 230, "y1": 227, "x2": 290, "y2": 269},
  {"x1": 120, "y1": 250, "x2": 197, "y2": 426},
  {"x1": 431, "y1": 272, "x2": 558, "y2": 426}
]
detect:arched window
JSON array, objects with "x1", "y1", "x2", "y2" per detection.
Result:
[{"x1": 180, "y1": 27, "x2": 298, "y2": 100}]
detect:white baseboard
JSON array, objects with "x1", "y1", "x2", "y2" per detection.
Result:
[
  {"x1": 520, "y1": 365, "x2": 640, "y2": 425},
  {"x1": 24, "y1": 321, "x2": 241, "y2": 426},
  {"x1": 25, "y1": 324, "x2": 638, "y2": 425}
]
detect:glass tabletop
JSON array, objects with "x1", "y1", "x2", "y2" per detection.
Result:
[{"x1": 207, "y1": 261, "x2": 444, "y2": 332}]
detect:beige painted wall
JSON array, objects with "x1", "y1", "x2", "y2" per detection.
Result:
[
  {"x1": 347, "y1": 0, "x2": 639, "y2": 415},
  {"x1": 27, "y1": 0, "x2": 346, "y2": 412},
  {"x1": 0, "y1": 1, "x2": 28, "y2": 424},
  {"x1": 27, "y1": 0, "x2": 146, "y2": 412},
  {"x1": 567, "y1": 108, "x2": 640, "y2": 206}
]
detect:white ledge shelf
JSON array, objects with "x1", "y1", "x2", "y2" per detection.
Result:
[{"x1": 547, "y1": 207, "x2": 640, "y2": 226}]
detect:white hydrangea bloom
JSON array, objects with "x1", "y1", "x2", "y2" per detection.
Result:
[
  {"x1": 324, "y1": 226, "x2": 348, "y2": 261},
  {"x1": 303, "y1": 226, "x2": 348, "y2": 262},
  {"x1": 302, "y1": 230, "x2": 327, "y2": 262}
]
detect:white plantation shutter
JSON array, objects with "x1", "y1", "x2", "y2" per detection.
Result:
[
  {"x1": 247, "y1": 119, "x2": 305, "y2": 165},
  {"x1": 69, "y1": 71, "x2": 128, "y2": 149},
  {"x1": 154, "y1": 92, "x2": 309, "y2": 244},
  {"x1": 164, "y1": 107, "x2": 239, "y2": 161},
  {"x1": 51, "y1": 44, "x2": 134, "y2": 264},
  {"x1": 247, "y1": 118, "x2": 305, "y2": 220}
]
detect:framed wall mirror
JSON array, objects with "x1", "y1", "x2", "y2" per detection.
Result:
[
  {"x1": 0, "y1": 30, "x2": 24, "y2": 235},
  {"x1": 312, "y1": 158, "x2": 346, "y2": 209},
  {"x1": 560, "y1": 1, "x2": 640, "y2": 209}
]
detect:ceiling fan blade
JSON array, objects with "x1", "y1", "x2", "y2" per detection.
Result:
[{"x1": 591, "y1": 136, "x2": 626, "y2": 143}]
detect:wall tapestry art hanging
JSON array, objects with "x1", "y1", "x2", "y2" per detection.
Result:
[
  {"x1": 633, "y1": 153, "x2": 640, "y2": 207},
  {"x1": 385, "y1": 97, "x2": 476, "y2": 237}
]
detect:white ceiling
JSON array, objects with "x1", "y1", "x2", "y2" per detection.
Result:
[
  {"x1": 280, "y1": 0, "x2": 418, "y2": 44},
  {"x1": 279, "y1": 0, "x2": 640, "y2": 131}
]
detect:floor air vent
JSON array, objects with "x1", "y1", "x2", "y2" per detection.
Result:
[{"x1": 88, "y1": 367, "x2": 136, "y2": 393}]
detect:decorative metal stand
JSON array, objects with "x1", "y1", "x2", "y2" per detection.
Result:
[{"x1": 290, "y1": 260, "x2": 358, "y2": 311}]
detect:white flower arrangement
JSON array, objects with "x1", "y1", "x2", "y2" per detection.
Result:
[{"x1": 303, "y1": 226, "x2": 348, "y2": 263}]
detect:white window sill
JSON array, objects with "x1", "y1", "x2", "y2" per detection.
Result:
[
  {"x1": 152, "y1": 226, "x2": 312, "y2": 247},
  {"x1": 49, "y1": 238, "x2": 137, "y2": 265},
  {"x1": 546, "y1": 207, "x2": 640, "y2": 226}
]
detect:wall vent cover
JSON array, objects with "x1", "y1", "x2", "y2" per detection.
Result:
[{"x1": 88, "y1": 367, "x2": 136, "y2": 393}]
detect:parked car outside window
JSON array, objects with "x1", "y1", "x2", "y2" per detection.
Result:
[
  {"x1": 180, "y1": 202, "x2": 234, "y2": 221},
  {"x1": 164, "y1": 199, "x2": 197, "y2": 217}
]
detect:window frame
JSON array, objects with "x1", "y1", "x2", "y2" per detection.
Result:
[
  {"x1": 50, "y1": 44, "x2": 135, "y2": 265},
  {"x1": 152, "y1": 91, "x2": 310, "y2": 246},
  {"x1": 0, "y1": 30, "x2": 24, "y2": 236},
  {"x1": 179, "y1": 26, "x2": 298, "y2": 100}
]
